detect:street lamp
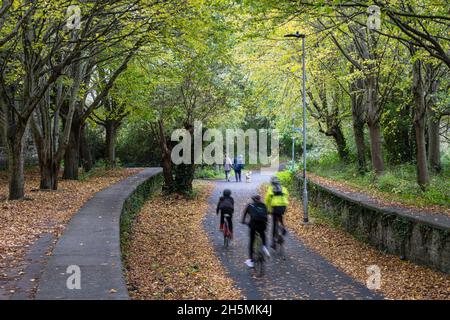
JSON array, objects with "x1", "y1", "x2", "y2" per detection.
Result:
[{"x1": 285, "y1": 31, "x2": 308, "y2": 223}]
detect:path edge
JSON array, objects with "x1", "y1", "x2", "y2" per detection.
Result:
[{"x1": 34, "y1": 168, "x2": 162, "y2": 300}]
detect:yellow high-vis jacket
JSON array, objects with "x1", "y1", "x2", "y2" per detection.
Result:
[{"x1": 265, "y1": 185, "x2": 289, "y2": 213}]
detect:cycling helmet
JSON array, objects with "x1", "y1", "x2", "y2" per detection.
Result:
[{"x1": 223, "y1": 189, "x2": 232, "y2": 197}]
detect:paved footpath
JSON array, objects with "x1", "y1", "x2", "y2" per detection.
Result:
[
  {"x1": 35, "y1": 168, "x2": 162, "y2": 300},
  {"x1": 203, "y1": 172, "x2": 383, "y2": 300}
]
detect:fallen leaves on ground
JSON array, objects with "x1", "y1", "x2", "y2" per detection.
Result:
[
  {"x1": 282, "y1": 189, "x2": 450, "y2": 300},
  {"x1": 124, "y1": 181, "x2": 242, "y2": 300},
  {"x1": 0, "y1": 168, "x2": 142, "y2": 286}
]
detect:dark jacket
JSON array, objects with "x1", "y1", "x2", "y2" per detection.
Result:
[
  {"x1": 242, "y1": 201, "x2": 268, "y2": 227},
  {"x1": 216, "y1": 196, "x2": 234, "y2": 215}
]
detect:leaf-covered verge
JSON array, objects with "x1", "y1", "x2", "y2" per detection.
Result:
[
  {"x1": 260, "y1": 184, "x2": 450, "y2": 300},
  {"x1": 0, "y1": 168, "x2": 142, "y2": 293},
  {"x1": 124, "y1": 181, "x2": 242, "y2": 300}
]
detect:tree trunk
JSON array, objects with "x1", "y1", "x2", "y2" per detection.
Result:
[
  {"x1": 105, "y1": 120, "x2": 118, "y2": 168},
  {"x1": 411, "y1": 55, "x2": 429, "y2": 187},
  {"x1": 426, "y1": 64, "x2": 441, "y2": 173},
  {"x1": 29, "y1": 104, "x2": 59, "y2": 191},
  {"x1": 7, "y1": 125, "x2": 26, "y2": 200},
  {"x1": 173, "y1": 124, "x2": 195, "y2": 194},
  {"x1": 351, "y1": 76, "x2": 367, "y2": 173},
  {"x1": 366, "y1": 74, "x2": 384, "y2": 175},
  {"x1": 367, "y1": 121, "x2": 384, "y2": 175},
  {"x1": 80, "y1": 125, "x2": 93, "y2": 172},
  {"x1": 39, "y1": 158, "x2": 58, "y2": 190},
  {"x1": 428, "y1": 112, "x2": 441, "y2": 173},
  {"x1": 63, "y1": 120, "x2": 81, "y2": 180},
  {"x1": 157, "y1": 120, "x2": 173, "y2": 191},
  {"x1": 174, "y1": 163, "x2": 195, "y2": 194},
  {"x1": 353, "y1": 121, "x2": 366, "y2": 172},
  {"x1": 331, "y1": 126, "x2": 349, "y2": 162},
  {"x1": 415, "y1": 119, "x2": 429, "y2": 187}
]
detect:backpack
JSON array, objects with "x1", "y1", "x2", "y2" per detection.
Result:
[
  {"x1": 249, "y1": 203, "x2": 268, "y2": 222},
  {"x1": 272, "y1": 184, "x2": 284, "y2": 196},
  {"x1": 219, "y1": 197, "x2": 234, "y2": 211}
]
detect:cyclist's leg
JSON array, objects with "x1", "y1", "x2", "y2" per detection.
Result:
[
  {"x1": 228, "y1": 216, "x2": 233, "y2": 233},
  {"x1": 279, "y1": 206, "x2": 287, "y2": 234},
  {"x1": 258, "y1": 222, "x2": 270, "y2": 257},
  {"x1": 260, "y1": 229, "x2": 267, "y2": 247},
  {"x1": 220, "y1": 212, "x2": 224, "y2": 230},
  {"x1": 249, "y1": 227, "x2": 256, "y2": 260},
  {"x1": 271, "y1": 211, "x2": 279, "y2": 247},
  {"x1": 272, "y1": 212, "x2": 277, "y2": 238},
  {"x1": 279, "y1": 206, "x2": 286, "y2": 226},
  {"x1": 257, "y1": 222, "x2": 267, "y2": 246}
]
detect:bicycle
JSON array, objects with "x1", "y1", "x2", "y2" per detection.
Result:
[
  {"x1": 242, "y1": 220, "x2": 266, "y2": 276},
  {"x1": 223, "y1": 213, "x2": 232, "y2": 248},
  {"x1": 253, "y1": 232, "x2": 265, "y2": 277},
  {"x1": 273, "y1": 215, "x2": 286, "y2": 258}
]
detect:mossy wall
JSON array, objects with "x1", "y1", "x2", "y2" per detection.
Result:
[
  {"x1": 120, "y1": 173, "x2": 163, "y2": 259},
  {"x1": 294, "y1": 174, "x2": 450, "y2": 274}
]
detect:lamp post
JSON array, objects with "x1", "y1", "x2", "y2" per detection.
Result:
[{"x1": 285, "y1": 31, "x2": 308, "y2": 223}]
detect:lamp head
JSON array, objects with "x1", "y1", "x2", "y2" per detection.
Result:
[{"x1": 284, "y1": 31, "x2": 305, "y2": 38}]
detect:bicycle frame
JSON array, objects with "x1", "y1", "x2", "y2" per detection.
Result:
[
  {"x1": 223, "y1": 214, "x2": 232, "y2": 247},
  {"x1": 273, "y1": 215, "x2": 285, "y2": 256},
  {"x1": 253, "y1": 232, "x2": 265, "y2": 277}
]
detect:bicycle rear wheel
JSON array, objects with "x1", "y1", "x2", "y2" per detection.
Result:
[
  {"x1": 224, "y1": 235, "x2": 229, "y2": 248},
  {"x1": 253, "y1": 235, "x2": 264, "y2": 277},
  {"x1": 275, "y1": 218, "x2": 285, "y2": 257},
  {"x1": 223, "y1": 221, "x2": 230, "y2": 248}
]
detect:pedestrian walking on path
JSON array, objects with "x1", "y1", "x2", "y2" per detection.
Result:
[
  {"x1": 233, "y1": 154, "x2": 244, "y2": 182},
  {"x1": 224, "y1": 154, "x2": 233, "y2": 182}
]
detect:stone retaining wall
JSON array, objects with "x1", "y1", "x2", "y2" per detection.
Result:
[{"x1": 294, "y1": 174, "x2": 450, "y2": 274}]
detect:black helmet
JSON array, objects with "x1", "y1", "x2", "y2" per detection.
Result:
[
  {"x1": 223, "y1": 189, "x2": 232, "y2": 197},
  {"x1": 251, "y1": 194, "x2": 261, "y2": 202}
]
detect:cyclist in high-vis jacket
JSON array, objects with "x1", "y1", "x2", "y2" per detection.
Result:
[{"x1": 265, "y1": 176, "x2": 289, "y2": 248}]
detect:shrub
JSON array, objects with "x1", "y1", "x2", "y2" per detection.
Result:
[
  {"x1": 194, "y1": 166, "x2": 224, "y2": 179},
  {"x1": 276, "y1": 170, "x2": 294, "y2": 189}
]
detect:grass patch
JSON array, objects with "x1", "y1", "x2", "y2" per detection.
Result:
[{"x1": 194, "y1": 166, "x2": 226, "y2": 180}]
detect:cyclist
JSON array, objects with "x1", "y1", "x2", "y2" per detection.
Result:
[
  {"x1": 265, "y1": 176, "x2": 289, "y2": 249},
  {"x1": 216, "y1": 189, "x2": 234, "y2": 237},
  {"x1": 241, "y1": 194, "x2": 270, "y2": 268}
]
